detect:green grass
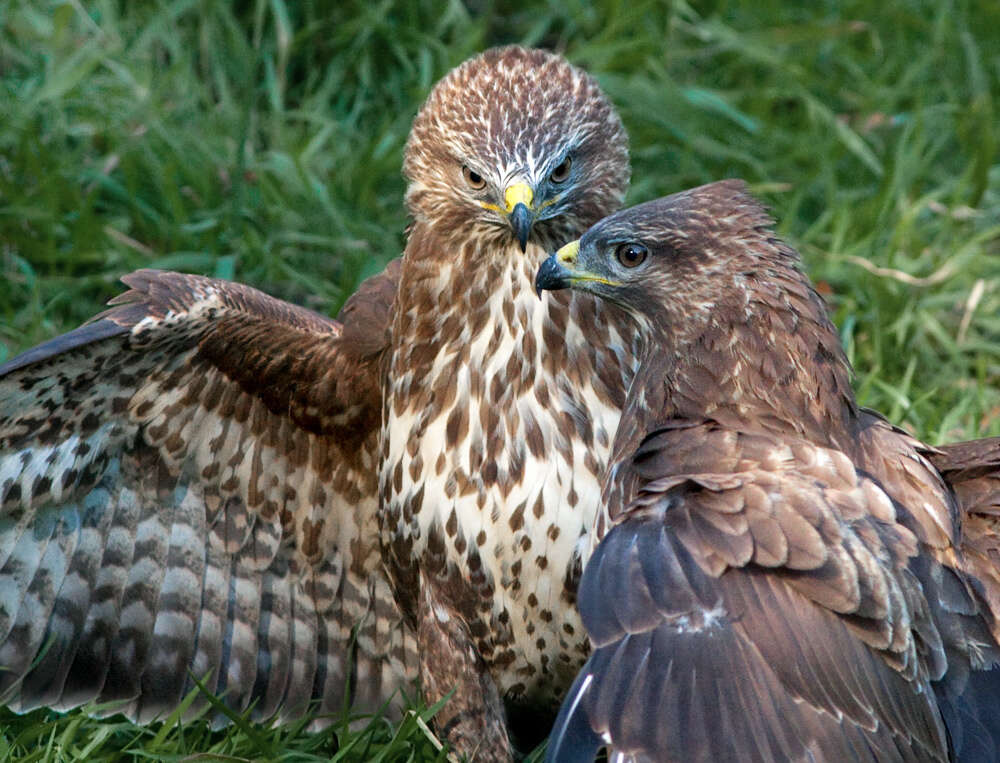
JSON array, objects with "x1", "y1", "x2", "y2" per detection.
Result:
[
  {"x1": 0, "y1": 689, "x2": 458, "y2": 762},
  {"x1": 1, "y1": 0, "x2": 999, "y2": 759}
]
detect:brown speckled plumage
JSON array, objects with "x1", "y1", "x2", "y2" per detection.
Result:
[
  {"x1": 541, "y1": 181, "x2": 1000, "y2": 763},
  {"x1": 383, "y1": 46, "x2": 637, "y2": 758}
]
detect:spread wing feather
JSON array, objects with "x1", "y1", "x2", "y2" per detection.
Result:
[
  {"x1": 0, "y1": 267, "x2": 416, "y2": 725},
  {"x1": 549, "y1": 421, "x2": 954, "y2": 763}
]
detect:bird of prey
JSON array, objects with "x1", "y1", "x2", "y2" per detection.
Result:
[
  {"x1": 535, "y1": 180, "x2": 1000, "y2": 762},
  {"x1": 382, "y1": 45, "x2": 636, "y2": 758},
  {"x1": 0, "y1": 46, "x2": 637, "y2": 761}
]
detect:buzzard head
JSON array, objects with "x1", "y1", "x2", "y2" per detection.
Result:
[
  {"x1": 535, "y1": 179, "x2": 780, "y2": 331},
  {"x1": 403, "y1": 46, "x2": 629, "y2": 254}
]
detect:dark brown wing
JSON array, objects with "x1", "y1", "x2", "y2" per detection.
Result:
[
  {"x1": 930, "y1": 437, "x2": 1000, "y2": 482},
  {"x1": 854, "y1": 411, "x2": 1000, "y2": 649},
  {"x1": 0, "y1": 268, "x2": 415, "y2": 726},
  {"x1": 925, "y1": 436, "x2": 1000, "y2": 643},
  {"x1": 337, "y1": 257, "x2": 401, "y2": 348},
  {"x1": 549, "y1": 422, "x2": 951, "y2": 763}
]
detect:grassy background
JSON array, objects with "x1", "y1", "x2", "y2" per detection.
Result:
[{"x1": 1, "y1": 0, "x2": 999, "y2": 759}]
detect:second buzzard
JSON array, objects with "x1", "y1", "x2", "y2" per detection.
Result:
[{"x1": 537, "y1": 180, "x2": 1000, "y2": 762}]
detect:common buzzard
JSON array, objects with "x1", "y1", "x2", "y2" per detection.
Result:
[{"x1": 536, "y1": 180, "x2": 1000, "y2": 762}]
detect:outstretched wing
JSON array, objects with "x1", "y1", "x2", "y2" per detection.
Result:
[
  {"x1": 549, "y1": 421, "x2": 951, "y2": 763},
  {"x1": 0, "y1": 267, "x2": 415, "y2": 726}
]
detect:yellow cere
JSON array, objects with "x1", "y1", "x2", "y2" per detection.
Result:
[
  {"x1": 504, "y1": 183, "x2": 534, "y2": 213},
  {"x1": 555, "y1": 240, "x2": 580, "y2": 266},
  {"x1": 555, "y1": 240, "x2": 622, "y2": 287}
]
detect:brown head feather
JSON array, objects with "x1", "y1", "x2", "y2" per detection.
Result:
[{"x1": 404, "y1": 46, "x2": 629, "y2": 251}]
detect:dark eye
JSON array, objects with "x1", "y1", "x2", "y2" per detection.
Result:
[
  {"x1": 462, "y1": 165, "x2": 486, "y2": 190},
  {"x1": 549, "y1": 157, "x2": 572, "y2": 183},
  {"x1": 616, "y1": 243, "x2": 648, "y2": 268}
]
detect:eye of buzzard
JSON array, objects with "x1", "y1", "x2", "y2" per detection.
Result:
[
  {"x1": 616, "y1": 243, "x2": 648, "y2": 269},
  {"x1": 462, "y1": 165, "x2": 486, "y2": 190},
  {"x1": 549, "y1": 157, "x2": 572, "y2": 183}
]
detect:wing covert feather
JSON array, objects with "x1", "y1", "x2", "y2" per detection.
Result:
[
  {"x1": 553, "y1": 515, "x2": 949, "y2": 763},
  {"x1": 553, "y1": 421, "x2": 956, "y2": 762},
  {"x1": 926, "y1": 435, "x2": 1000, "y2": 642}
]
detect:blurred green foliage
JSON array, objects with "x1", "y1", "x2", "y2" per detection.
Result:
[{"x1": 1, "y1": 0, "x2": 999, "y2": 759}]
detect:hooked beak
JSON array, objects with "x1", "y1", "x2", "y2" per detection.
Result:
[
  {"x1": 534, "y1": 256, "x2": 569, "y2": 297},
  {"x1": 505, "y1": 183, "x2": 534, "y2": 252},
  {"x1": 535, "y1": 240, "x2": 622, "y2": 298},
  {"x1": 535, "y1": 240, "x2": 579, "y2": 296}
]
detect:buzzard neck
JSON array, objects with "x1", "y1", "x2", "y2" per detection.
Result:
[
  {"x1": 613, "y1": 275, "x2": 860, "y2": 462},
  {"x1": 387, "y1": 220, "x2": 634, "y2": 442},
  {"x1": 390, "y1": 223, "x2": 556, "y2": 378}
]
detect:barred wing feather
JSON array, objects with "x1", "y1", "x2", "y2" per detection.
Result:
[{"x1": 0, "y1": 267, "x2": 414, "y2": 725}]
